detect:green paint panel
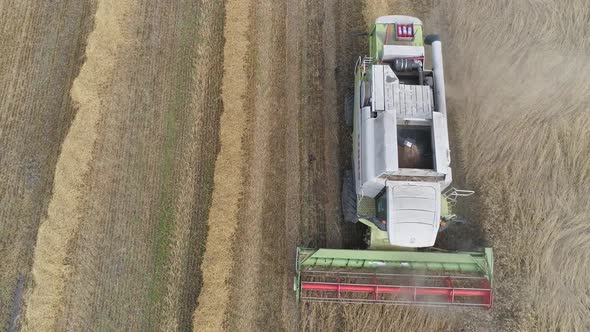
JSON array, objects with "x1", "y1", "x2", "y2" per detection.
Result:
[
  {"x1": 297, "y1": 247, "x2": 493, "y2": 278},
  {"x1": 411, "y1": 25, "x2": 424, "y2": 46},
  {"x1": 370, "y1": 23, "x2": 425, "y2": 61},
  {"x1": 441, "y1": 195, "x2": 450, "y2": 217}
]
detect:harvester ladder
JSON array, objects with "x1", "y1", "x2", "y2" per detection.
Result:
[
  {"x1": 443, "y1": 187, "x2": 475, "y2": 206},
  {"x1": 356, "y1": 56, "x2": 374, "y2": 76}
]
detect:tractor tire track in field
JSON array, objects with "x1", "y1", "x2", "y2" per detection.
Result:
[
  {"x1": 297, "y1": 0, "x2": 332, "y2": 250},
  {"x1": 319, "y1": 0, "x2": 342, "y2": 249},
  {"x1": 281, "y1": 0, "x2": 303, "y2": 328}
]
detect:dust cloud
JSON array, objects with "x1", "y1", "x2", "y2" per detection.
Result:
[{"x1": 436, "y1": 0, "x2": 590, "y2": 330}]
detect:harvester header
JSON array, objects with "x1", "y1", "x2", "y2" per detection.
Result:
[{"x1": 295, "y1": 247, "x2": 493, "y2": 308}]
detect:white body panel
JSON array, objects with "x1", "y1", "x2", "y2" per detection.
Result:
[
  {"x1": 357, "y1": 65, "x2": 401, "y2": 197},
  {"x1": 432, "y1": 112, "x2": 450, "y2": 177},
  {"x1": 387, "y1": 181, "x2": 441, "y2": 247},
  {"x1": 382, "y1": 45, "x2": 424, "y2": 62},
  {"x1": 352, "y1": 15, "x2": 454, "y2": 247}
]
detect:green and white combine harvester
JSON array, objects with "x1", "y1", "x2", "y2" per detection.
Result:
[{"x1": 295, "y1": 16, "x2": 494, "y2": 308}]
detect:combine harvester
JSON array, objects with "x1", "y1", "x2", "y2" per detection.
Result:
[{"x1": 295, "y1": 16, "x2": 493, "y2": 308}]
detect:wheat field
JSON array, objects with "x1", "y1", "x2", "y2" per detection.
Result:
[
  {"x1": 2, "y1": 0, "x2": 589, "y2": 331},
  {"x1": 2, "y1": 0, "x2": 224, "y2": 330},
  {"x1": 440, "y1": 0, "x2": 590, "y2": 330}
]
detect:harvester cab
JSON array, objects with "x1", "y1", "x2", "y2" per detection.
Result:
[{"x1": 295, "y1": 16, "x2": 494, "y2": 308}]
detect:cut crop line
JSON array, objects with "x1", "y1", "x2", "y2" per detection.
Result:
[
  {"x1": 192, "y1": 0, "x2": 253, "y2": 330},
  {"x1": 22, "y1": 1, "x2": 135, "y2": 330}
]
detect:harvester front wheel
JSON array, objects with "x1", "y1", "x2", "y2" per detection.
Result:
[{"x1": 341, "y1": 170, "x2": 357, "y2": 223}]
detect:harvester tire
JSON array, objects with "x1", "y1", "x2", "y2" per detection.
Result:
[
  {"x1": 344, "y1": 93, "x2": 353, "y2": 127},
  {"x1": 341, "y1": 170, "x2": 357, "y2": 223}
]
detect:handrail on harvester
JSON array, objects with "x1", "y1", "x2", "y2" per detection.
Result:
[{"x1": 294, "y1": 247, "x2": 493, "y2": 308}]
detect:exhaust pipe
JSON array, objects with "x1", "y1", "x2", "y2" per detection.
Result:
[{"x1": 425, "y1": 35, "x2": 446, "y2": 116}]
